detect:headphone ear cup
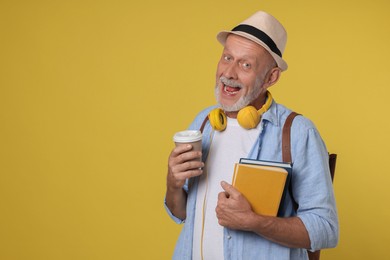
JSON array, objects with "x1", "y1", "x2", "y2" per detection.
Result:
[
  {"x1": 237, "y1": 106, "x2": 260, "y2": 129},
  {"x1": 208, "y1": 108, "x2": 227, "y2": 131}
]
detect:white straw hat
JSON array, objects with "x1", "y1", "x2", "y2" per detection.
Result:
[{"x1": 217, "y1": 11, "x2": 288, "y2": 71}]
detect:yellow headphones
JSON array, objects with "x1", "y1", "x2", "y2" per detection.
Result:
[{"x1": 208, "y1": 91, "x2": 273, "y2": 131}]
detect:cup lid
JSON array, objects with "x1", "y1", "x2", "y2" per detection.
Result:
[{"x1": 173, "y1": 130, "x2": 202, "y2": 143}]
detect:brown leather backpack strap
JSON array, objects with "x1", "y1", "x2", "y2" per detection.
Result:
[
  {"x1": 329, "y1": 153, "x2": 337, "y2": 181},
  {"x1": 282, "y1": 112, "x2": 300, "y2": 163},
  {"x1": 199, "y1": 115, "x2": 209, "y2": 133},
  {"x1": 282, "y1": 111, "x2": 300, "y2": 211},
  {"x1": 308, "y1": 250, "x2": 321, "y2": 260}
]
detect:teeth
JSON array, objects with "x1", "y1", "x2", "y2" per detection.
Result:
[{"x1": 224, "y1": 85, "x2": 240, "y2": 94}]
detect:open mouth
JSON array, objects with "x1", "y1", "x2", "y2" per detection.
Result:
[
  {"x1": 219, "y1": 76, "x2": 243, "y2": 96},
  {"x1": 223, "y1": 84, "x2": 241, "y2": 95}
]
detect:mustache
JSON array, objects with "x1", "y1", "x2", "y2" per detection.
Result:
[{"x1": 219, "y1": 76, "x2": 243, "y2": 89}]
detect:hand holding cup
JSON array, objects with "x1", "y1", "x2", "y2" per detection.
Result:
[{"x1": 167, "y1": 130, "x2": 204, "y2": 190}]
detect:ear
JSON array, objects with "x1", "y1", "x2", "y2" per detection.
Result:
[{"x1": 263, "y1": 67, "x2": 281, "y2": 89}]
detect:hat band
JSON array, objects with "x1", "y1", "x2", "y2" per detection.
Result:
[{"x1": 232, "y1": 24, "x2": 282, "y2": 57}]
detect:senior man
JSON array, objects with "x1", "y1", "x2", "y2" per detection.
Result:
[{"x1": 165, "y1": 11, "x2": 338, "y2": 260}]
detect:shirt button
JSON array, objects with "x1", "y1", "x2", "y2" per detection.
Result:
[{"x1": 227, "y1": 235, "x2": 232, "y2": 239}]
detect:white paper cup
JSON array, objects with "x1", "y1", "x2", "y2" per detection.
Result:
[{"x1": 173, "y1": 130, "x2": 202, "y2": 153}]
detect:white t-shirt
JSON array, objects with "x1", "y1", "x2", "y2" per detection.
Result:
[{"x1": 192, "y1": 117, "x2": 262, "y2": 260}]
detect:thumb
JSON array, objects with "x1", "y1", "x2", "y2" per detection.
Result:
[{"x1": 220, "y1": 181, "x2": 238, "y2": 197}]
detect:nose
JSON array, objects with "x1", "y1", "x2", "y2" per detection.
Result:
[{"x1": 223, "y1": 62, "x2": 238, "y2": 79}]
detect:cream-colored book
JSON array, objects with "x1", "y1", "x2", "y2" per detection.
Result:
[{"x1": 232, "y1": 162, "x2": 289, "y2": 216}]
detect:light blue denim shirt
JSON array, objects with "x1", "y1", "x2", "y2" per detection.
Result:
[{"x1": 165, "y1": 100, "x2": 339, "y2": 260}]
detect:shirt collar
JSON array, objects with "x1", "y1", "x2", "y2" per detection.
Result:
[{"x1": 261, "y1": 99, "x2": 280, "y2": 127}]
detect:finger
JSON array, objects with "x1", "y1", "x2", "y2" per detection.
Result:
[
  {"x1": 170, "y1": 149, "x2": 202, "y2": 164},
  {"x1": 220, "y1": 181, "x2": 240, "y2": 197},
  {"x1": 171, "y1": 167, "x2": 204, "y2": 181},
  {"x1": 183, "y1": 168, "x2": 204, "y2": 178},
  {"x1": 172, "y1": 159, "x2": 204, "y2": 173},
  {"x1": 167, "y1": 166, "x2": 203, "y2": 189},
  {"x1": 170, "y1": 160, "x2": 204, "y2": 176},
  {"x1": 218, "y1": 190, "x2": 228, "y2": 200},
  {"x1": 170, "y1": 144, "x2": 193, "y2": 158}
]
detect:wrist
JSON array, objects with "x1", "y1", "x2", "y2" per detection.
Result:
[{"x1": 242, "y1": 211, "x2": 264, "y2": 232}]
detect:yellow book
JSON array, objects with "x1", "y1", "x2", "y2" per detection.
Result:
[{"x1": 232, "y1": 161, "x2": 290, "y2": 217}]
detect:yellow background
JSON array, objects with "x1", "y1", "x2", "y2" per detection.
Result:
[{"x1": 1, "y1": 0, "x2": 389, "y2": 259}]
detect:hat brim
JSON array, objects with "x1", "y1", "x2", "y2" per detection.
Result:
[{"x1": 217, "y1": 30, "x2": 288, "y2": 71}]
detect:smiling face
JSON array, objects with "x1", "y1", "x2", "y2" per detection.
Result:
[{"x1": 215, "y1": 34, "x2": 279, "y2": 117}]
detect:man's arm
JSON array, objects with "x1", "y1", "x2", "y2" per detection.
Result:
[
  {"x1": 216, "y1": 181, "x2": 310, "y2": 248},
  {"x1": 165, "y1": 144, "x2": 204, "y2": 220}
]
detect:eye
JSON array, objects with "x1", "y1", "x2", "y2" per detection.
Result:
[
  {"x1": 241, "y1": 62, "x2": 251, "y2": 70},
  {"x1": 223, "y1": 55, "x2": 232, "y2": 62}
]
